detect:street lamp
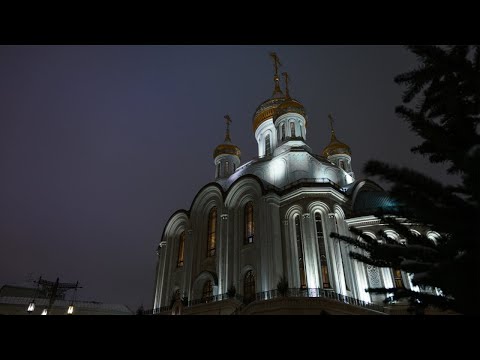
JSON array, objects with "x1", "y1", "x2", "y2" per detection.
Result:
[
  {"x1": 26, "y1": 276, "x2": 81, "y2": 315},
  {"x1": 66, "y1": 281, "x2": 79, "y2": 315},
  {"x1": 27, "y1": 301, "x2": 35, "y2": 313},
  {"x1": 27, "y1": 276, "x2": 41, "y2": 314}
]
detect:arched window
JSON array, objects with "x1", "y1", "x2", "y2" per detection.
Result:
[
  {"x1": 202, "y1": 280, "x2": 213, "y2": 302},
  {"x1": 207, "y1": 207, "x2": 217, "y2": 257},
  {"x1": 281, "y1": 124, "x2": 285, "y2": 141},
  {"x1": 244, "y1": 201, "x2": 254, "y2": 244},
  {"x1": 177, "y1": 231, "x2": 185, "y2": 268},
  {"x1": 244, "y1": 270, "x2": 255, "y2": 302},
  {"x1": 315, "y1": 213, "x2": 331, "y2": 288},
  {"x1": 339, "y1": 160, "x2": 345, "y2": 171},
  {"x1": 295, "y1": 215, "x2": 307, "y2": 289},
  {"x1": 225, "y1": 161, "x2": 229, "y2": 176},
  {"x1": 265, "y1": 134, "x2": 271, "y2": 156},
  {"x1": 290, "y1": 122, "x2": 296, "y2": 137}
]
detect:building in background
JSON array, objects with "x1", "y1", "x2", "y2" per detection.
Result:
[
  {"x1": 0, "y1": 281, "x2": 133, "y2": 315},
  {"x1": 151, "y1": 54, "x2": 440, "y2": 315}
]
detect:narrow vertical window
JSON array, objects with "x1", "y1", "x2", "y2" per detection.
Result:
[
  {"x1": 207, "y1": 207, "x2": 217, "y2": 257},
  {"x1": 281, "y1": 124, "x2": 285, "y2": 141},
  {"x1": 315, "y1": 213, "x2": 331, "y2": 288},
  {"x1": 244, "y1": 201, "x2": 254, "y2": 244},
  {"x1": 339, "y1": 160, "x2": 345, "y2": 171},
  {"x1": 295, "y1": 215, "x2": 307, "y2": 289},
  {"x1": 394, "y1": 269, "x2": 404, "y2": 288},
  {"x1": 177, "y1": 231, "x2": 185, "y2": 268},
  {"x1": 202, "y1": 280, "x2": 213, "y2": 302},
  {"x1": 225, "y1": 161, "x2": 229, "y2": 176},
  {"x1": 265, "y1": 134, "x2": 271, "y2": 156},
  {"x1": 244, "y1": 270, "x2": 255, "y2": 302},
  {"x1": 290, "y1": 122, "x2": 296, "y2": 138}
]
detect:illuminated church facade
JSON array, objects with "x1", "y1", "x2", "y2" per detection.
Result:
[{"x1": 152, "y1": 54, "x2": 438, "y2": 315}]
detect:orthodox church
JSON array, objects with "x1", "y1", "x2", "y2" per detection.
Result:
[{"x1": 152, "y1": 54, "x2": 438, "y2": 315}]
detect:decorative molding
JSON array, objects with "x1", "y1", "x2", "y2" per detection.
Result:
[
  {"x1": 159, "y1": 241, "x2": 167, "y2": 248},
  {"x1": 302, "y1": 213, "x2": 310, "y2": 219},
  {"x1": 221, "y1": 214, "x2": 229, "y2": 220},
  {"x1": 283, "y1": 220, "x2": 289, "y2": 226},
  {"x1": 187, "y1": 229, "x2": 193, "y2": 235}
]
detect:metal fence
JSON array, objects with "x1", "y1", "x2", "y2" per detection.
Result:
[{"x1": 144, "y1": 287, "x2": 385, "y2": 314}]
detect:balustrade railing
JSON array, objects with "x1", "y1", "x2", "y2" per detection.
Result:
[{"x1": 144, "y1": 287, "x2": 385, "y2": 314}]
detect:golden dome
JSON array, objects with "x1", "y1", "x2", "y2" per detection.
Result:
[
  {"x1": 213, "y1": 143, "x2": 241, "y2": 159},
  {"x1": 252, "y1": 97, "x2": 286, "y2": 133},
  {"x1": 322, "y1": 132, "x2": 351, "y2": 157},
  {"x1": 273, "y1": 98, "x2": 307, "y2": 123}
]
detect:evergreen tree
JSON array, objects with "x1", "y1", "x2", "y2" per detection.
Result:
[{"x1": 331, "y1": 45, "x2": 480, "y2": 314}]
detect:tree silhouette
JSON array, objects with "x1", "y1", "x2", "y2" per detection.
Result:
[{"x1": 331, "y1": 45, "x2": 480, "y2": 314}]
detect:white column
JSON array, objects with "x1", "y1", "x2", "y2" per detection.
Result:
[
  {"x1": 154, "y1": 241, "x2": 167, "y2": 308},
  {"x1": 184, "y1": 230, "x2": 194, "y2": 301},
  {"x1": 326, "y1": 214, "x2": 344, "y2": 294},
  {"x1": 218, "y1": 212, "x2": 229, "y2": 294},
  {"x1": 264, "y1": 196, "x2": 282, "y2": 291},
  {"x1": 258, "y1": 198, "x2": 270, "y2": 292},
  {"x1": 302, "y1": 213, "x2": 320, "y2": 289}
]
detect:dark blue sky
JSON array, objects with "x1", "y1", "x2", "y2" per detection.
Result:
[{"x1": 0, "y1": 45, "x2": 457, "y2": 310}]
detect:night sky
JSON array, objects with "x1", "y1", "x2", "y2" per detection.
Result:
[{"x1": 0, "y1": 45, "x2": 458, "y2": 310}]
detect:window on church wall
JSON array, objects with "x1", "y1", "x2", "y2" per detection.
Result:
[
  {"x1": 295, "y1": 215, "x2": 307, "y2": 289},
  {"x1": 315, "y1": 213, "x2": 331, "y2": 289},
  {"x1": 225, "y1": 160, "x2": 229, "y2": 176},
  {"x1": 281, "y1": 124, "x2": 285, "y2": 141},
  {"x1": 207, "y1": 207, "x2": 217, "y2": 257},
  {"x1": 177, "y1": 231, "x2": 185, "y2": 268},
  {"x1": 393, "y1": 269, "x2": 404, "y2": 288},
  {"x1": 202, "y1": 280, "x2": 213, "y2": 302},
  {"x1": 339, "y1": 160, "x2": 345, "y2": 171},
  {"x1": 244, "y1": 201, "x2": 254, "y2": 245},
  {"x1": 244, "y1": 270, "x2": 255, "y2": 303},
  {"x1": 265, "y1": 134, "x2": 271, "y2": 156},
  {"x1": 233, "y1": 163, "x2": 236, "y2": 172},
  {"x1": 290, "y1": 122, "x2": 296, "y2": 138}
]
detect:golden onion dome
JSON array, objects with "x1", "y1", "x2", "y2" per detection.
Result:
[
  {"x1": 273, "y1": 97, "x2": 307, "y2": 123},
  {"x1": 322, "y1": 132, "x2": 351, "y2": 157},
  {"x1": 252, "y1": 96, "x2": 286, "y2": 133},
  {"x1": 213, "y1": 142, "x2": 241, "y2": 159},
  {"x1": 214, "y1": 115, "x2": 241, "y2": 159}
]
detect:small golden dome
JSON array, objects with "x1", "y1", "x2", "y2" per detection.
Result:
[
  {"x1": 213, "y1": 143, "x2": 241, "y2": 159},
  {"x1": 273, "y1": 98, "x2": 306, "y2": 122},
  {"x1": 322, "y1": 132, "x2": 351, "y2": 157},
  {"x1": 252, "y1": 97, "x2": 286, "y2": 133}
]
